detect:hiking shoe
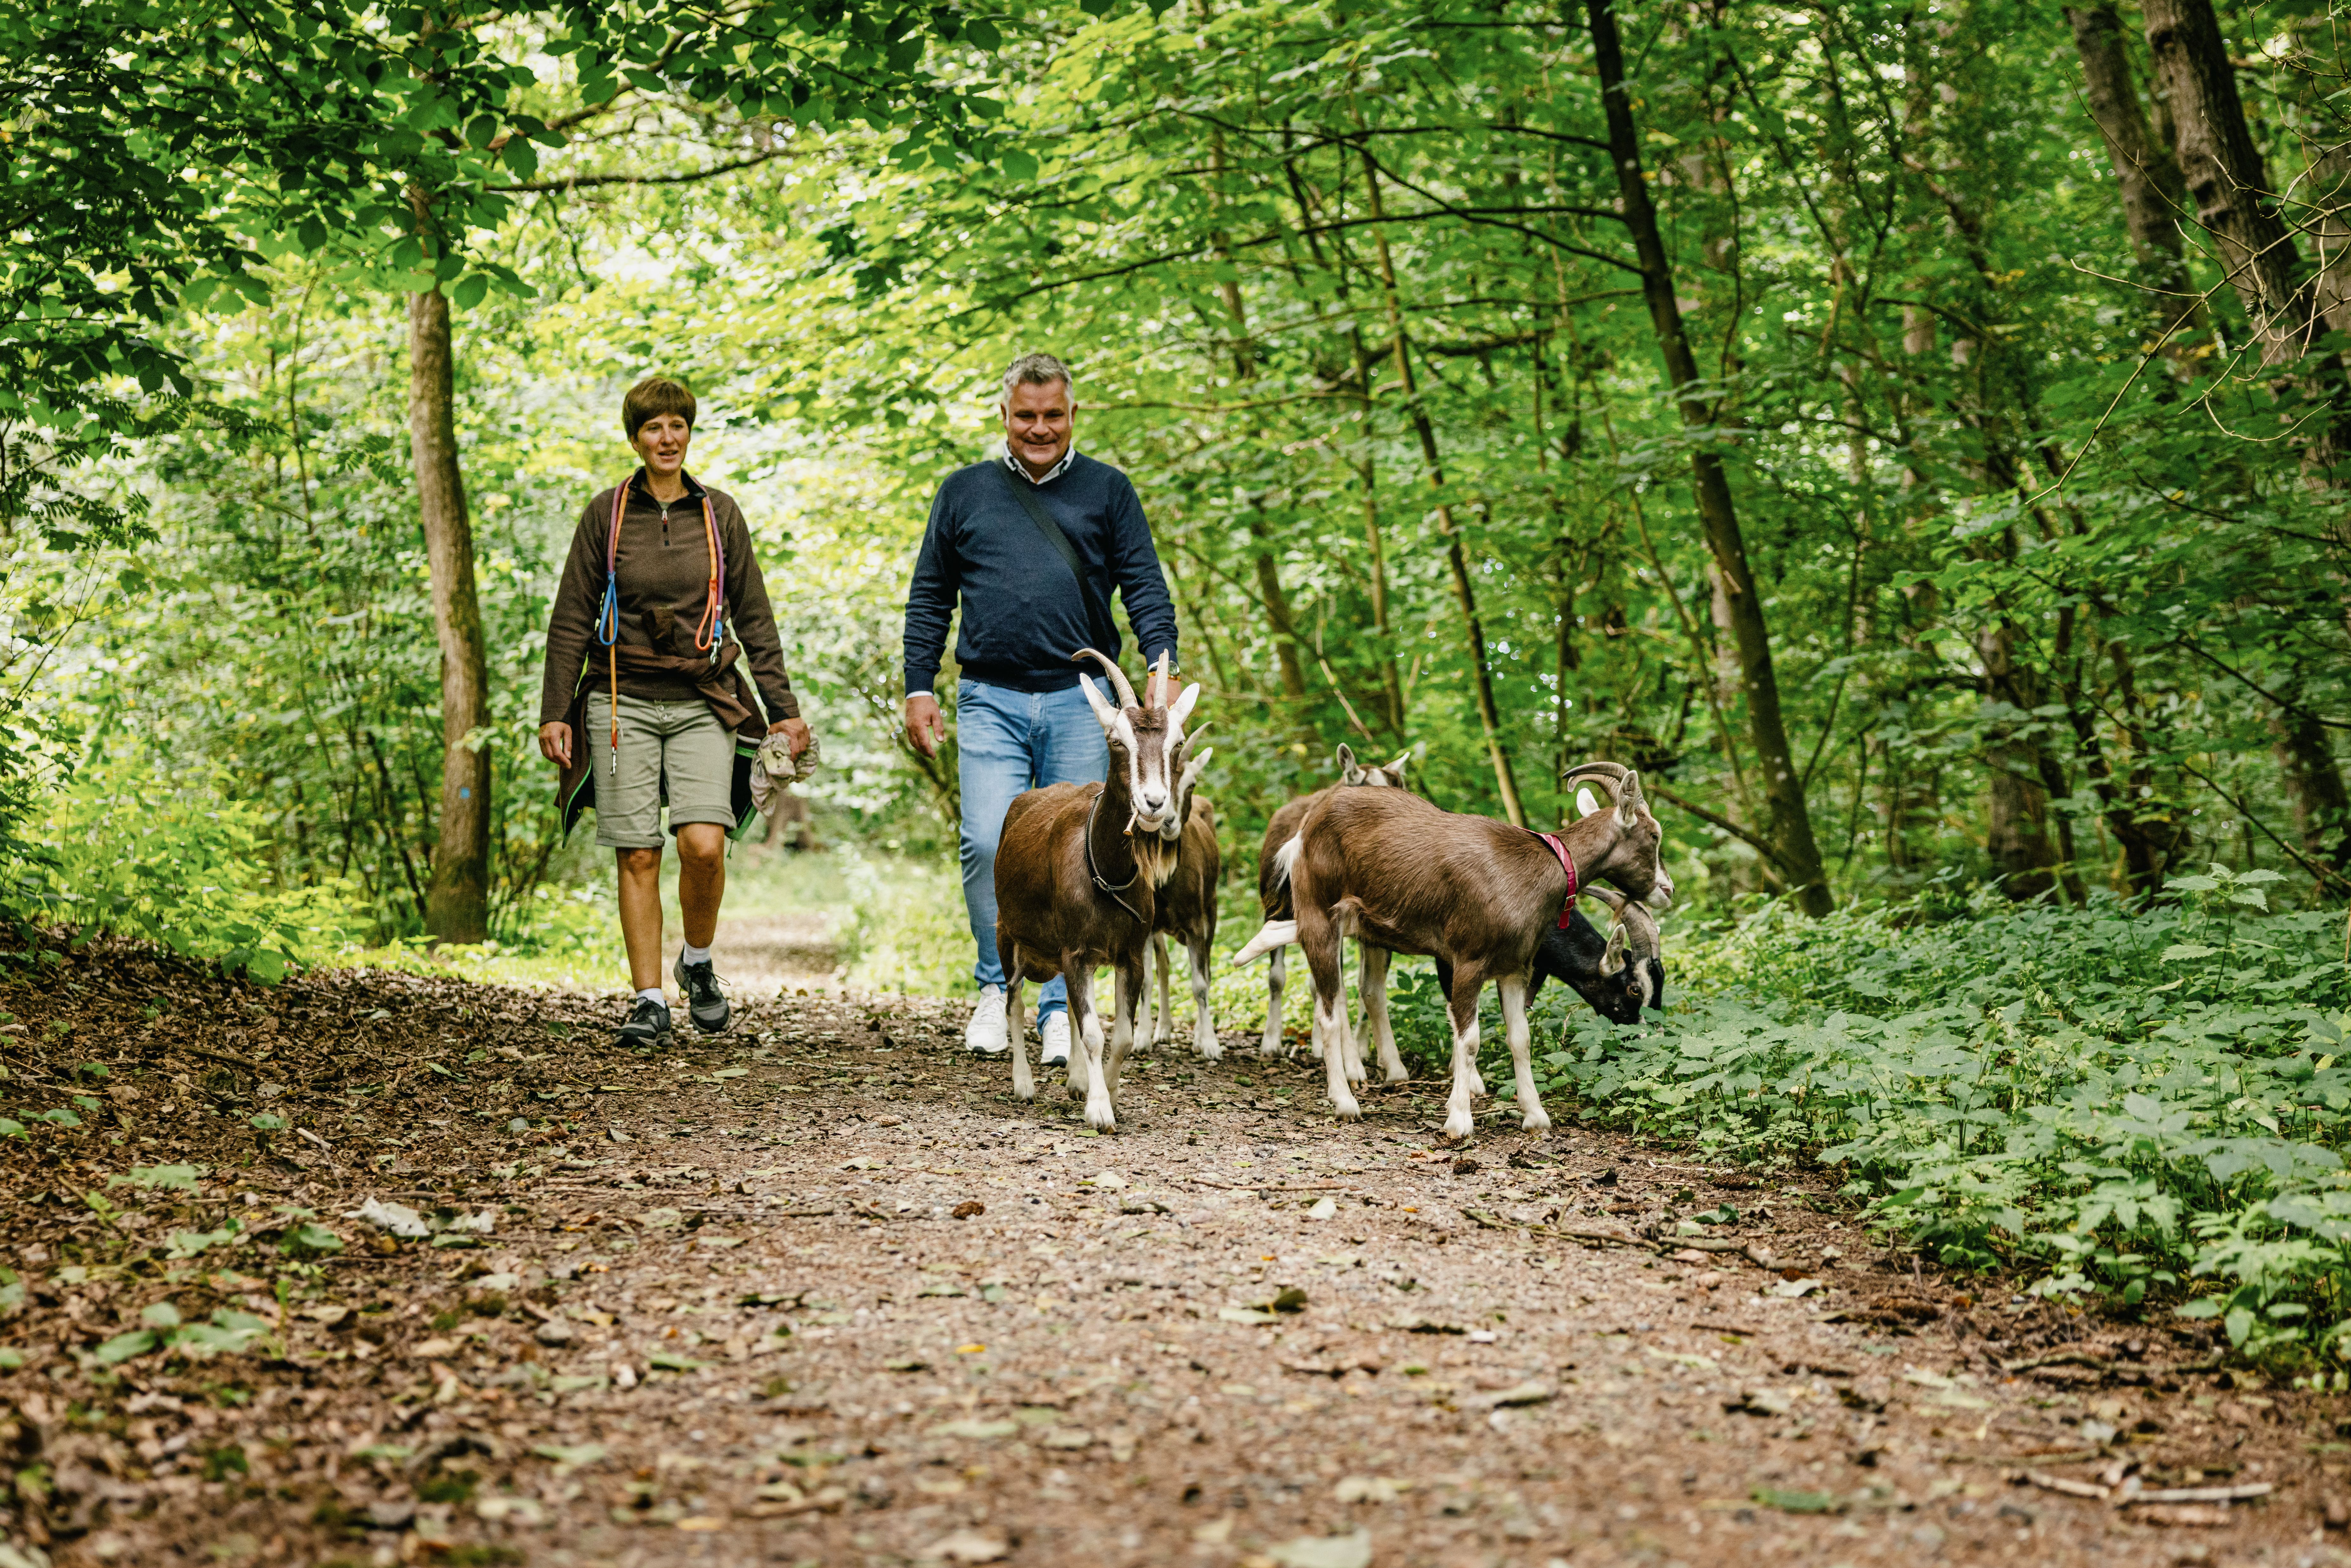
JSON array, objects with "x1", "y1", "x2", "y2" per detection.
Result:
[
  {"x1": 617, "y1": 995, "x2": 672, "y2": 1049},
  {"x1": 965, "y1": 985, "x2": 1008, "y2": 1055},
  {"x1": 672, "y1": 953, "x2": 731, "y2": 1035},
  {"x1": 1040, "y1": 1010, "x2": 1071, "y2": 1067}
]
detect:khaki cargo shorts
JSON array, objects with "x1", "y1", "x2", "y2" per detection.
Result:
[{"x1": 584, "y1": 694, "x2": 736, "y2": 849}]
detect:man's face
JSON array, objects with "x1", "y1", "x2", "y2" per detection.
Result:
[
  {"x1": 1002, "y1": 378, "x2": 1073, "y2": 477},
  {"x1": 632, "y1": 413, "x2": 692, "y2": 474}
]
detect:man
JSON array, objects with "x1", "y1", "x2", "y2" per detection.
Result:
[{"x1": 903, "y1": 352, "x2": 1179, "y2": 1065}]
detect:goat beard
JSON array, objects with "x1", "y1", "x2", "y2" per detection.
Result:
[{"x1": 1130, "y1": 832, "x2": 1177, "y2": 888}]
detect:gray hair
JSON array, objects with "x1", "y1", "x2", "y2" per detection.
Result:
[{"x1": 999, "y1": 351, "x2": 1075, "y2": 411}]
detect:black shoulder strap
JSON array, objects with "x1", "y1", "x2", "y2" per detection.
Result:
[{"x1": 993, "y1": 459, "x2": 1118, "y2": 654}]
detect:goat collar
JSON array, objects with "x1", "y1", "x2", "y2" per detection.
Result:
[
  {"x1": 1531, "y1": 831, "x2": 1579, "y2": 929},
  {"x1": 1085, "y1": 791, "x2": 1149, "y2": 926}
]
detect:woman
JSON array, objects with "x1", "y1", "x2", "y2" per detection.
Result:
[{"x1": 538, "y1": 376, "x2": 812, "y2": 1047}]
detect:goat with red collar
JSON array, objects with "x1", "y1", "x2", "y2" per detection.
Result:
[{"x1": 1235, "y1": 761, "x2": 1671, "y2": 1139}]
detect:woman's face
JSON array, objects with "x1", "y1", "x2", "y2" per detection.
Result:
[{"x1": 631, "y1": 413, "x2": 692, "y2": 476}]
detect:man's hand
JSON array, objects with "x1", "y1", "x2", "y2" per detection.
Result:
[
  {"x1": 767, "y1": 716, "x2": 812, "y2": 760},
  {"x1": 904, "y1": 693, "x2": 945, "y2": 759},
  {"x1": 538, "y1": 722, "x2": 572, "y2": 768}
]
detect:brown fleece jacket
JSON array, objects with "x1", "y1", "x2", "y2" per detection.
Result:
[{"x1": 538, "y1": 468, "x2": 798, "y2": 726}]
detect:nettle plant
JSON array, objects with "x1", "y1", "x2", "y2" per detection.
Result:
[{"x1": 1464, "y1": 871, "x2": 2351, "y2": 1367}]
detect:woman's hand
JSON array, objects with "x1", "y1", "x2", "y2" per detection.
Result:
[
  {"x1": 768, "y1": 717, "x2": 812, "y2": 760},
  {"x1": 538, "y1": 722, "x2": 573, "y2": 767}
]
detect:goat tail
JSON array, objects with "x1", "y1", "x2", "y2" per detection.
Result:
[
  {"x1": 1269, "y1": 834, "x2": 1304, "y2": 889},
  {"x1": 1229, "y1": 918, "x2": 1299, "y2": 967}
]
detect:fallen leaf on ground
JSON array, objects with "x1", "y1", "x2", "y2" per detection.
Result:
[
  {"x1": 1267, "y1": 1530, "x2": 1374, "y2": 1568},
  {"x1": 918, "y1": 1530, "x2": 1011, "y2": 1563},
  {"x1": 345, "y1": 1198, "x2": 428, "y2": 1238}
]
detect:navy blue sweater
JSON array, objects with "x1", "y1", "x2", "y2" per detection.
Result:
[{"x1": 903, "y1": 453, "x2": 1180, "y2": 696}]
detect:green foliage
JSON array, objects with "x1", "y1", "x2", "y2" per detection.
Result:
[
  {"x1": 87, "y1": 1304, "x2": 272, "y2": 1368},
  {"x1": 2, "y1": 745, "x2": 363, "y2": 978},
  {"x1": 1394, "y1": 882, "x2": 2351, "y2": 1360}
]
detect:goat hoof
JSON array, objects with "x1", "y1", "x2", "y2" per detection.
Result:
[
  {"x1": 1441, "y1": 1112, "x2": 1475, "y2": 1142},
  {"x1": 1329, "y1": 1098, "x2": 1362, "y2": 1122},
  {"x1": 1383, "y1": 1068, "x2": 1410, "y2": 1086},
  {"x1": 1085, "y1": 1102, "x2": 1118, "y2": 1132},
  {"x1": 1521, "y1": 1111, "x2": 1552, "y2": 1133}
]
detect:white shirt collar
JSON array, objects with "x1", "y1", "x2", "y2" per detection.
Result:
[{"x1": 1002, "y1": 441, "x2": 1078, "y2": 487}]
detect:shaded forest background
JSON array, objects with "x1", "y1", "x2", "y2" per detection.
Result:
[{"x1": 6, "y1": 0, "x2": 2351, "y2": 962}]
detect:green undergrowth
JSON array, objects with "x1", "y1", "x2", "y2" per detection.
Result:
[
  {"x1": 1391, "y1": 871, "x2": 2351, "y2": 1365},
  {"x1": 2, "y1": 748, "x2": 366, "y2": 982}
]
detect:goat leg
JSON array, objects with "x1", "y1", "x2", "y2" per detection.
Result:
[
  {"x1": 1067, "y1": 962, "x2": 1116, "y2": 1131},
  {"x1": 1261, "y1": 947, "x2": 1287, "y2": 1057},
  {"x1": 1358, "y1": 945, "x2": 1407, "y2": 1084},
  {"x1": 1150, "y1": 931, "x2": 1174, "y2": 1048},
  {"x1": 1497, "y1": 974, "x2": 1550, "y2": 1133},
  {"x1": 1063, "y1": 969, "x2": 1092, "y2": 1097},
  {"x1": 1442, "y1": 976, "x2": 1483, "y2": 1142},
  {"x1": 1107, "y1": 953, "x2": 1143, "y2": 1118},
  {"x1": 1188, "y1": 933, "x2": 1221, "y2": 1059},
  {"x1": 1301, "y1": 914, "x2": 1359, "y2": 1120},
  {"x1": 1007, "y1": 959, "x2": 1034, "y2": 1104},
  {"x1": 1128, "y1": 945, "x2": 1147, "y2": 1053}
]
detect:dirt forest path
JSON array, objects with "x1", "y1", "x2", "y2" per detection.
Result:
[{"x1": 2, "y1": 943, "x2": 2346, "y2": 1568}]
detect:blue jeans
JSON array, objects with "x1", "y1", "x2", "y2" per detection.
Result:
[{"x1": 957, "y1": 678, "x2": 1108, "y2": 1020}]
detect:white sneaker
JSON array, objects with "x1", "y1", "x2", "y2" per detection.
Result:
[
  {"x1": 1040, "y1": 1011, "x2": 1071, "y2": 1067},
  {"x1": 965, "y1": 985, "x2": 1008, "y2": 1055}
]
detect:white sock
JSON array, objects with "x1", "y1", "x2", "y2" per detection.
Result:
[
  {"x1": 681, "y1": 943, "x2": 712, "y2": 967},
  {"x1": 635, "y1": 987, "x2": 666, "y2": 1007}
]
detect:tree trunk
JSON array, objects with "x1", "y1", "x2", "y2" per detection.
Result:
[
  {"x1": 1588, "y1": 0, "x2": 1831, "y2": 913},
  {"x1": 1360, "y1": 151, "x2": 1525, "y2": 826},
  {"x1": 2066, "y1": 4, "x2": 2209, "y2": 362},
  {"x1": 2140, "y1": 0, "x2": 2319, "y2": 362},
  {"x1": 1349, "y1": 329, "x2": 1407, "y2": 734},
  {"x1": 2273, "y1": 699, "x2": 2351, "y2": 882},
  {"x1": 1975, "y1": 623, "x2": 2062, "y2": 900},
  {"x1": 1246, "y1": 504, "x2": 1311, "y2": 706},
  {"x1": 407, "y1": 286, "x2": 492, "y2": 944}
]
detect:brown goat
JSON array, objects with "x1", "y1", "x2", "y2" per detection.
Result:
[
  {"x1": 1255, "y1": 745, "x2": 1412, "y2": 1061},
  {"x1": 1235, "y1": 761, "x2": 1671, "y2": 1137},
  {"x1": 1135, "y1": 741, "x2": 1219, "y2": 1057},
  {"x1": 994, "y1": 650, "x2": 1201, "y2": 1131}
]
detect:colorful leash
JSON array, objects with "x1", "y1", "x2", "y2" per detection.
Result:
[
  {"x1": 692, "y1": 493, "x2": 726, "y2": 659},
  {"x1": 597, "y1": 485, "x2": 625, "y2": 776},
  {"x1": 1532, "y1": 831, "x2": 1579, "y2": 928},
  {"x1": 596, "y1": 474, "x2": 730, "y2": 777}
]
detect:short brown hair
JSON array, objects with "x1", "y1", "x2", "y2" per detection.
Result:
[{"x1": 623, "y1": 376, "x2": 697, "y2": 441}]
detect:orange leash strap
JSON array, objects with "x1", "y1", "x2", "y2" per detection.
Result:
[
  {"x1": 692, "y1": 494, "x2": 725, "y2": 656},
  {"x1": 598, "y1": 482, "x2": 626, "y2": 774}
]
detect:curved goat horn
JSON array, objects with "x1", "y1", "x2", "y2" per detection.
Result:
[
  {"x1": 1147, "y1": 649, "x2": 1173, "y2": 709},
  {"x1": 1072, "y1": 648, "x2": 1138, "y2": 708},
  {"x1": 1562, "y1": 758, "x2": 1647, "y2": 812},
  {"x1": 1576, "y1": 884, "x2": 1626, "y2": 915}
]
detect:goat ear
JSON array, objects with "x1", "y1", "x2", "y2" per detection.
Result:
[
  {"x1": 1601, "y1": 922, "x2": 1628, "y2": 975},
  {"x1": 1387, "y1": 750, "x2": 1413, "y2": 775},
  {"x1": 1617, "y1": 770, "x2": 1642, "y2": 828},
  {"x1": 1177, "y1": 747, "x2": 1214, "y2": 798},
  {"x1": 1166, "y1": 681, "x2": 1201, "y2": 729},
  {"x1": 1575, "y1": 786, "x2": 1604, "y2": 819},
  {"x1": 1078, "y1": 674, "x2": 1121, "y2": 731}
]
